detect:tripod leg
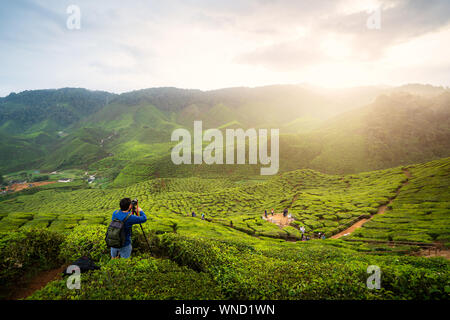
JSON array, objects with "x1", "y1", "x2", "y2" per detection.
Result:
[{"x1": 140, "y1": 224, "x2": 151, "y2": 251}]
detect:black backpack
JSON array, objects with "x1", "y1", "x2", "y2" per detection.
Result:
[
  {"x1": 105, "y1": 211, "x2": 132, "y2": 248},
  {"x1": 62, "y1": 256, "x2": 100, "y2": 276}
]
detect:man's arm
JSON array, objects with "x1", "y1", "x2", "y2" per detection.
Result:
[{"x1": 128, "y1": 210, "x2": 147, "y2": 224}]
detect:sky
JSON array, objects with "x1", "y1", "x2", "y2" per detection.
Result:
[{"x1": 0, "y1": 0, "x2": 450, "y2": 97}]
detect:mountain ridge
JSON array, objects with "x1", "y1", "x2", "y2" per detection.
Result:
[{"x1": 0, "y1": 84, "x2": 449, "y2": 182}]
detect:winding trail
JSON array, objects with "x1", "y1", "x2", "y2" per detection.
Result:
[
  {"x1": 331, "y1": 169, "x2": 411, "y2": 239},
  {"x1": 9, "y1": 265, "x2": 67, "y2": 300}
]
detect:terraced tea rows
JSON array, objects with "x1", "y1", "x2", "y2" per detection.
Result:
[
  {"x1": 1, "y1": 158, "x2": 449, "y2": 301},
  {"x1": 1, "y1": 158, "x2": 448, "y2": 245},
  {"x1": 350, "y1": 159, "x2": 450, "y2": 243}
]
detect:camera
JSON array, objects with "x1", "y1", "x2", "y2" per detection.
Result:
[{"x1": 131, "y1": 198, "x2": 138, "y2": 209}]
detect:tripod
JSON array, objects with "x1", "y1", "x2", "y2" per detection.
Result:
[{"x1": 132, "y1": 200, "x2": 151, "y2": 252}]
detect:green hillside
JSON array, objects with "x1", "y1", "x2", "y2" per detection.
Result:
[
  {"x1": 350, "y1": 158, "x2": 450, "y2": 243},
  {"x1": 1, "y1": 85, "x2": 449, "y2": 181},
  {"x1": 305, "y1": 92, "x2": 450, "y2": 173},
  {"x1": 0, "y1": 157, "x2": 448, "y2": 299},
  {"x1": 0, "y1": 88, "x2": 115, "y2": 172},
  {"x1": 1, "y1": 157, "x2": 448, "y2": 242},
  {"x1": 0, "y1": 88, "x2": 114, "y2": 133}
]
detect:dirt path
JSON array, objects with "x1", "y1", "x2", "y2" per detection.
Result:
[
  {"x1": 330, "y1": 218, "x2": 370, "y2": 239},
  {"x1": 331, "y1": 169, "x2": 411, "y2": 239},
  {"x1": 331, "y1": 202, "x2": 393, "y2": 239},
  {"x1": 6, "y1": 181, "x2": 57, "y2": 193},
  {"x1": 9, "y1": 265, "x2": 67, "y2": 300},
  {"x1": 414, "y1": 247, "x2": 450, "y2": 260},
  {"x1": 263, "y1": 213, "x2": 294, "y2": 228}
]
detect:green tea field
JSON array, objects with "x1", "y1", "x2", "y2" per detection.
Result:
[{"x1": 0, "y1": 157, "x2": 449, "y2": 300}]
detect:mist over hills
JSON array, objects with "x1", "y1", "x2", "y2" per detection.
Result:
[
  {"x1": 0, "y1": 84, "x2": 449, "y2": 182},
  {"x1": 293, "y1": 91, "x2": 450, "y2": 173}
]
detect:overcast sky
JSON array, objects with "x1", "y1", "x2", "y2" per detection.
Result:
[{"x1": 0, "y1": 0, "x2": 449, "y2": 96}]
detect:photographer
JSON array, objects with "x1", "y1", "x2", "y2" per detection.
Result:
[{"x1": 110, "y1": 197, "x2": 147, "y2": 259}]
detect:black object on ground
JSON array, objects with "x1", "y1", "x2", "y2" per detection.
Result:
[{"x1": 62, "y1": 256, "x2": 100, "y2": 276}]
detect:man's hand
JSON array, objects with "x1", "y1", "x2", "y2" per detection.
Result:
[{"x1": 134, "y1": 206, "x2": 141, "y2": 215}]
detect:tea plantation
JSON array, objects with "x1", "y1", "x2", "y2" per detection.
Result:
[
  {"x1": 0, "y1": 157, "x2": 449, "y2": 299},
  {"x1": 350, "y1": 159, "x2": 450, "y2": 243}
]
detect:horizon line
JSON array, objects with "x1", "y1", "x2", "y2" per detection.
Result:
[{"x1": 1, "y1": 82, "x2": 449, "y2": 99}]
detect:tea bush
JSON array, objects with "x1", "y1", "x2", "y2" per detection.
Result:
[
  {"x1": 152, "y1": 234, "x2": 450, "y2": 299},
  {"x1": 29, "y1": 255, "x2": 224, "y2": 300},
  {"x1": 351, "y1": 159, "x2": 450, "y2": 245},
  {"x1": 0, "y1": 228, "x2": 65, "y2": 295},
  {"x1": 59, "y1": 224, "x2": 108, "y2": 263}
]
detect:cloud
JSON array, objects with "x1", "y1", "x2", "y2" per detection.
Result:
[
  {"x1": 234, "y1": 37, "x2": 326, "y2": 71},
  {"x1": 232, "y1": 0, "x2": 450, "y2": 71},
  {"x1": 0, "y1": 0, "x2": 449, "y2": 96},
  {"x1": 319, "y1": 0, "x2": 450, "y2": 59}
]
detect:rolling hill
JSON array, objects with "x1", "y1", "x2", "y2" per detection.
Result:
[{"x1": 0, "y1": 84, "x2": 449, "y2": 183}]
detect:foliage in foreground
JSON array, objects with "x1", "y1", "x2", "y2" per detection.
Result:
[
  {"x1": 59, "y1": 225, "x2": 109, "y2": 263},
  {"x1": 29, "y1": 255, "x2": 223, "y2": 300},
  {"x1": 0, "y1": 228, "x2": 65, "y2": 298},
  {"x1": 22, "y1": 228, "x2": 450, "y2": 300}
]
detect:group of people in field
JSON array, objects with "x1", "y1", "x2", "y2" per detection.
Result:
[
  {"x1": 264, "y1": 208, "x2": 275, "y2": 218},
  {"x1": 189, "y1": 207, "x2": 327, "y2": 241},
  {"x1": 191, "y1": 211, "x2": 206, "y2": 220},
  {"x1": 263, "y1": 208, "x2": 293, "y2": 219},
  {"x1": 263, "y1": 208, "x2": 292, "y2": 219},
  {"x1": 263, "y1": 208, "x2": 326, "y2": 241},
  {"x1": 108, "y1": 198, "x2": 327, "y2": 260}
]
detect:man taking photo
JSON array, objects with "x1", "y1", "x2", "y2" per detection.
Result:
[{"x1": 110, "y1": 197, "x2": 147, "y2": 258}]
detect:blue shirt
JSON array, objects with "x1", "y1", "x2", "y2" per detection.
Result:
[{"x1": 111, "y1": 209, "x2": 147, "y2": 247}]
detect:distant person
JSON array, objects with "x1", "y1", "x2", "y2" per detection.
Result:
[
  {"x1": 264, "y1": 210, "x2": 268, "y2": 218},
  {"x1": 230, "y1": 220, "x2": 233, "y2": 227},
  {"x1": 300, "y1": 226, "x2": 305, "y2": 234},
  {"x1": 192, "y1": 211, "x2": 196, "y2": 217},
  {"x1": 109, "y1": 198, "x2": 147, "y2": 259},
  {"x1": 321, "y1": 233, "x2": 326, "y2": 240},
  {"x1": 201, "y1": 213, "x2": 205, "y2": 220},
  {"x1": 283, "y1": 208, "x2": 288, "y2": 217},
  {"x1": 271, "y1": 208, "x2": 274, "y2": 215}
]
